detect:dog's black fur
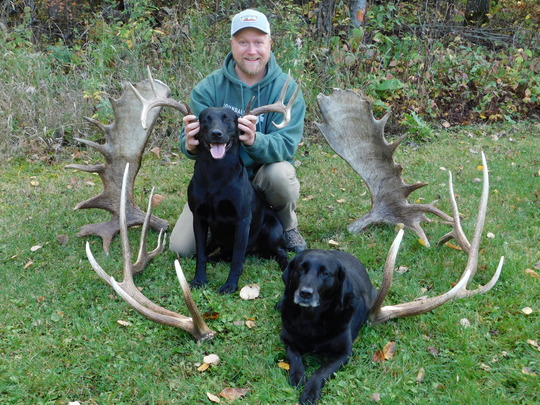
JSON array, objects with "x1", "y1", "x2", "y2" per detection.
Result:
[
  {"x1": 279, "y1": 249, "x2": 378, "y2": 404},
  {"x1": 188, "y1": 107, "x2": 288, "y2": 294}
]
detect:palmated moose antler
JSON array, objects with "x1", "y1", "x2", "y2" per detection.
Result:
[
  {"x1": 85, "y1": 163, "x2": 214, "y2": 342},
  {"x1": 316, "y1": 89, "x2": 453, "y2": 246},
  {"x1": 65, "y1": 68, "x2": 172, "y2": 253},
  {"x1": 369, "y1": 152, "x2": 504, "y2": 324}
]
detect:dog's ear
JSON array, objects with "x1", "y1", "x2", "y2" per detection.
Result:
[
  {"x1": 282, "y1": 255, "x2": 299, "y2": 288},
  {"x1": 337, "y1": 264, "x2": 353, "y2": 309}
]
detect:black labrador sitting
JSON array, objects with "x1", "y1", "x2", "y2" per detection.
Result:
[
  {"x1": 188, "y1": 107, "x2": 288, "y2": 294},
  {"x1": 279, "y1": 249, "x2": 377, "y2": 404}
]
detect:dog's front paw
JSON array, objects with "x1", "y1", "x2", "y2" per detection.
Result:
[
  {"x1": 190, "y1": 278, "x2": 207, "y2": 289},
  {"x1": 218, "y1": 282, "x2": 237, "y2": 295},
  {"x1": 299, "y1": 380, "x2": 322, "y2": 405}
]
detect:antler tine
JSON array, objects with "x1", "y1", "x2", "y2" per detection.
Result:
[
  {"x1": 132, "y1": 186, "x2": 166, "y2": 275},
  {"x1": 371, "y1": 153, "x2": 503, "y2": 325},
  {"x1": 84, "y1": 163, "x2": 214, "y2": 341},
  {"x1": 245, "y1": 72, "x2": 300, "y2": 129},
  {"x1": 129, "y1": 71, "x2": 192, "y2": 130}
]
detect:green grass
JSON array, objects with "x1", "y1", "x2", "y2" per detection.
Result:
[{"x1": 1, "y1": 122, "x2": 539, "y2": 404}]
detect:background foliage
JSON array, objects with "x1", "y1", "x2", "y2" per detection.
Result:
[{"x1": 0, "y1": 0, "x2": 538, "y2": 157}]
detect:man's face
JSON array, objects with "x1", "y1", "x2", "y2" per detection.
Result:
[{"x1": 230, "y1": 28, "x2": 272, "y2": 83}]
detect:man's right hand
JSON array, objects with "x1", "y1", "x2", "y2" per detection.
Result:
[{"x1": 183, "y1": 114, "x2": 199, "y2": 154}]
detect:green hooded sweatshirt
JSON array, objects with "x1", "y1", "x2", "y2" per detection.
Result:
[{"x1": 180, "y1": 51, "x2": 305, "y2": 179}]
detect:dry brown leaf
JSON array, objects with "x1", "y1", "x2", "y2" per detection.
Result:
[
  {"x1": 278, "y1": 361, "x2": 290, "y2": 371},
  {"x1": 416, "y1": 367, "x2": 426, "y2": 383},
  {"x1": 85, "y1": 180, "x2": 96, "y2": 186},
  {"x1": 445, "y1": 242, "x2": 462, "y2": 251},
  {"x1": 239, "y1": 284, "x2": 260, "y2": 300},
  {"x1": 372, "y1": 350, "x2": 385, "y2": 363},
  {"x1": 117, "y1": 320, "x2": 131, "y2": 327},
  {"x1": 480, "y1": 363, "x2": 492, "y2": 371},
  {"x1": 382, "y1": 341, "x2": 396, "y2": 360},
  {"x1": 525, "y1": 268, "x2": 540, "y2": 279},
  {"x1": 527, "y1": 339, "x2": 539, "y2": 351},
  {"x1": 203, "y1": 354, "x2": 220, "y2": 365},
  {"x1": 24, "y1": 260, "x2": 34, "y2": 269},
  {"x1": 206, "y1": 392, "x2": 221, "y2": 403},
  {"x1": 245, "y1": 320, "x2": 256, "y2": 329},
  {"x1": 56, "y1": 234, "x2": 69, "y2": 246},
  {"x1": 328, "y1": 239, "x2": 340, "y2": 247},
  {"x1": 522, "y1": 367, "x2": 537, "y2": 376},
  {"x1": 30, "y1": 245, "x2": 42, "y2": 252},
  {"x1": 219, "y1": 387, "x2": 249, "y2": 400},
  {"x1": 150, "y1": 147, "x2": 161, "y2": 158},
  {"x1": 30, "y1": 179, "x2": 39, "y2": 186},
  {"x1": 152, "y1": 193, "x2": 165, "y2": 207},
  {"x1": 522, "y1": 307, "x2": 533, "y2": 315},
  {"x1": 302, "y1": 195, "x2": 315, "y2": 201},
  {"x1": 336, "y1": 198, "x2": 346, "y2": 204},
  {"x1": 203, "y1": 311, "x2": 220, "y2": 320},
  {"x1": 36, "y1": 295, "x2": 46, "y2": 303}
]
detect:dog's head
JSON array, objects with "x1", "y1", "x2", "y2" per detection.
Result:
[
  {"x1": 282, "y1": 250, "x2": 349, "y2": 309},
  {"x1": 198, "y1": 107, "x2": 239, "y2": 160}
]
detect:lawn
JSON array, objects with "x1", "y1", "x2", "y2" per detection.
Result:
[{"x1": 1, "y1": 121, "x2": 539, "y2": 404}]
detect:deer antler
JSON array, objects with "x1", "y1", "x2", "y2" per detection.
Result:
[
  {"x1": 370, "y1": 152, "x2": 504, "y2": 324},
  {"x1": 85, "y1": 163, "x2": 214, "y2": 342},
  {"x1": 130, "y1": 66, "x2": 192, "y2": 130},
  {"x1": 244, "y1": 73, "x2": 301, "y2": 129}
]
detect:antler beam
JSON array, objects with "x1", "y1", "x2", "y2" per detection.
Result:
[
  {"x1": 85, "y1": 163, "x2": 214, "y2": 342},
  {"x1": 370, "y1": 152, "x2": 504, "y2": 324}
]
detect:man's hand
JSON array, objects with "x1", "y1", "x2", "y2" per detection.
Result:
[
  {"x1": 238, "y1": 115, "x2": 257, "y2": 147},
  {"x1": 183, "y1": 115, "x2": 199, "y2": 154}
]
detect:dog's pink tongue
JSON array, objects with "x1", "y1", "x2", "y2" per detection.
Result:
[{"x1": 210, "y1": 143, "x2": 226, "y2": 159}]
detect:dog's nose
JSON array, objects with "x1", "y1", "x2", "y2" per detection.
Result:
[
  {"x1": 299, "y1": 287, "x2": 313, "y2": 299},
  {"x1": 211, "y1": 130, "x2": 223, "y2": 138}
]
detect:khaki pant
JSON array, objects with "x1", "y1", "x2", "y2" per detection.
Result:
[{"x1": 169, "y1": 161, "x2": 300, "y2": 256}]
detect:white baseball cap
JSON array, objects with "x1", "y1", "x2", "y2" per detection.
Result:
[{"x1": 231, "y1": 9, "x2": 271, "y2": 37}]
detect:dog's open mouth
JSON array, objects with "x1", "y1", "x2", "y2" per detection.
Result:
[{"x1": 209, "y1": 142, "x2": 229, "y2": 159}]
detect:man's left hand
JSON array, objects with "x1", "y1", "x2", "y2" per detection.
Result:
[{"x1": 238, "y1": 115, "x2": 257, "y2": 146}]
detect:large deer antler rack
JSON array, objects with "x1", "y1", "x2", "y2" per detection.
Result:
[
  {"x1": 66, "y1": 68, "x2": 173, "y2": 253},
  {"x1": 316, "y1": 89, "x2": 453, "y2": 246},
  {"x1": 370, "y1": 152, "x2": 504, "y2": 324},
  {"x1": 85, "y1": 163, "x2": 214, "y2": 342}
]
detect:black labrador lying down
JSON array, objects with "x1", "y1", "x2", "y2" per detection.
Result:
[
  {"x1": 188, "y1": 107, "x2": 288, "y2": 294},
  {"x1": 279, "y1": 249, "x2": 377, "y2": 405}
]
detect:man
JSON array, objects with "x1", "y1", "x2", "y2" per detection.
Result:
[{"x1": 169, "y1": 9, "x2": 307, "y2": 256}]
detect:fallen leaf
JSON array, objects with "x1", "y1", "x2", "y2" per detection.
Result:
[
  {"x1": 302, "y1": 195, "x2": 315, "y2": 201},
  {"x1": 117, "y1": 320, "x2": 131, "y2": 327},
  {"x1": 442, "y1": 120, "x2": 450, "y2": 128},
  {"x1": 245, "y1": 320, "x2": 256, "y2": 329},
  {"x1": 206, "y1": 392, "x2": 221, "y2": 403},
  {"x1": 527, "y1": 339, "x2": 539, "y2": 350},
  {"x1": 445, "y1": 242, "x2": 462, "y2": 250},
  {"x1": 24, "y1": 260, "x2": 34, "y2": 269},
  {"x1": 480, "y1": 363, "x2": 491, "y2": 371},
  {"x1": 427, "y1": 346, "x2": 439, "y2": 356},
  {"x1": 197, "y1": 363, "x2": 210, "y2": 372},
  {"x1": 522, "y1": 307, "x2": 533, "y2": 315},
  {"x1": 396, "y1": 266, "x2": 409, "y2": 274},
  {"x1": 85, "y1": 180, "x2": 96, "y2": 186},
  {"x1": 150, "y1": 147, "x2": 161, "y2": 158},
  {"x1": 30, "y1": 245, "x2": 42, "y2": 252},
  {"x1": 203, "y1": 354, "x2": 220, "y2": 365},
  {"x1": 382, "y1": 341, "x2": 396, "y2": 360},
  {"x1": 203, "y1": 311, "x2": 220, "y2": 320},
  {"x1": 278, "y1": 361, "x2": 290, "y2": 371},
  {"x1": 219, "y1": 388, "x2": 249, "y2": 400},
  {"x1": 525, "y1": 268, "x2": 540, "y2": 279},
  {"x1": 239, "y1": 284, "x2": 260, "y2": 300},
  {"x1": 152, "y1": 193, "x2": 165, "y2": 207},
  {"x1": 486, "y1": 232, "x2": 495, "y2": 239},
  {"x1": 36, "y1": 296, "x2": 46, "y2": 303},
  {"x1": 522, "y1": 367, "x2": 537, "y2": 376},
  {"x1": 30, "y1": 179, "x2": 39, "y2": 186},
  {"x1": 416, "y1": 367, "x2": 426, "y2": 383},
  {"x1": 370, "y1": 392, "x2": 381, "y2": 402},
  {"x1": 56, "y1": 234, "x2": 69, "y2": 246},
  {"x1": 328, "y1": 239, "x2": 340, "y2": 247},
  {"x1": 336, "y1": 198, "x2": 346, "y2": 204}
]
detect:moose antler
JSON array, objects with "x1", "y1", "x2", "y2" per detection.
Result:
[
  {"x1": 244, "y1": 73, "x2": 301, "y2": 129},
  {"x1": 65, "y1": 68, "x2": 171, "y2": 253},
  {"x1": 370, "y1": 152, "x2": 504, "y2": 324},
  {"x1": 85, "y1": 163, "x2": 214, "y2": 342},
  {"x1": 316, "y1": 89, "x2": 453, "y2": 246}
]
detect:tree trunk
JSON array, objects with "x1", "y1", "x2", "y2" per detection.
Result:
[{"x1": 465, "y1": 0, "x2": 490, "y2": 25}]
